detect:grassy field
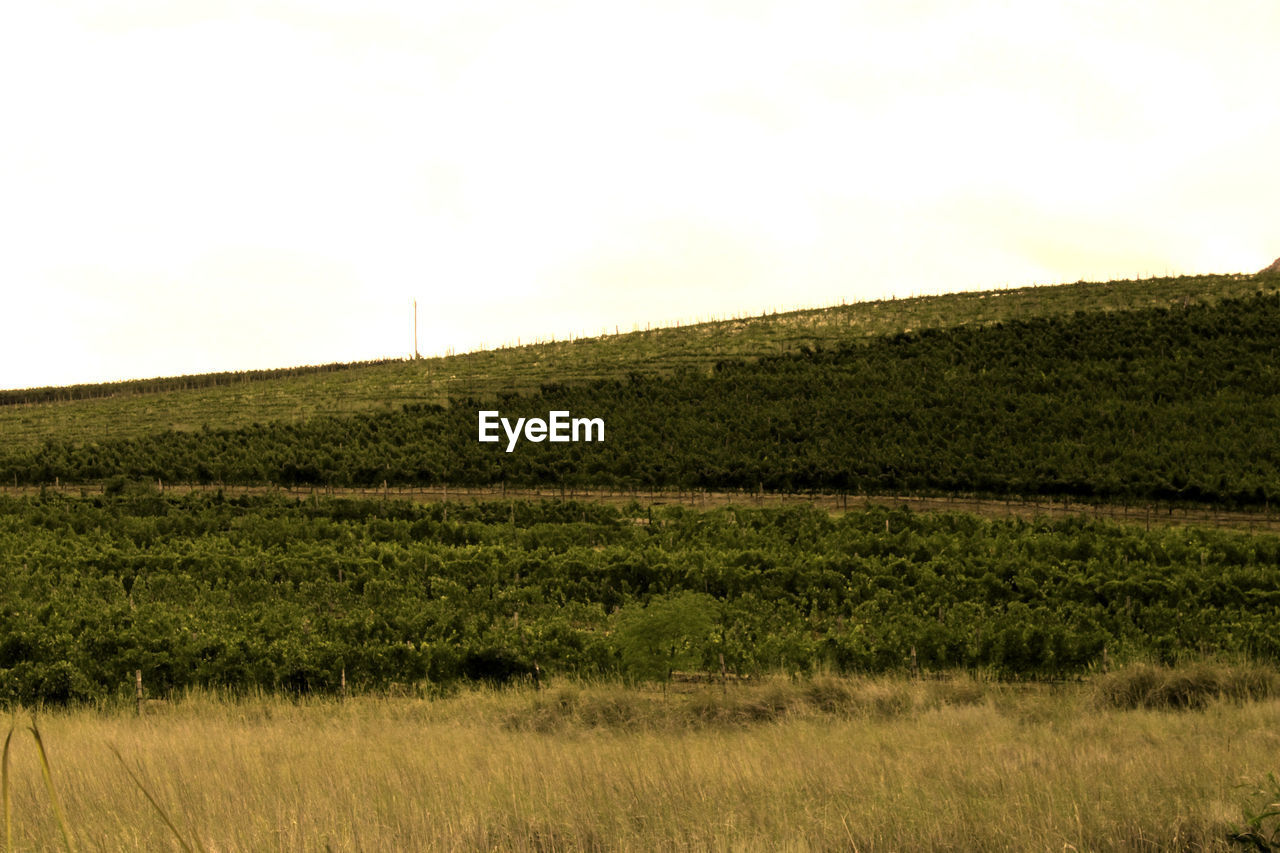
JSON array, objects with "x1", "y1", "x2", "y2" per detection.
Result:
[
  {"x1": 1, "y1": 272, "x2": 1271, "y2": 454},
  {"x1": 4, "y1": 670, "x2": 1279, "y2": 851}
]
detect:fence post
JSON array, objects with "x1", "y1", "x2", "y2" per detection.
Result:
[{"x1": 135, "y1": 669, "x2": 143, "y2": 717}]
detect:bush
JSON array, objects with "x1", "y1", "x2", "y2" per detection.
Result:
[{"x1": 1092, "y1": 662, "x2": 1280, "y2": 710}]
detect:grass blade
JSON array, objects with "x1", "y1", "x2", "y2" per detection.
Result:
[
  {"x1": 108, "y1": 745, "x2": 202, "y2": 853},
  {"x1": 3, "y1": 718, "x2": 14, "y2": 853},
  {"x1": 27, "y1": 720, "x2": 75, "y2": 852}
]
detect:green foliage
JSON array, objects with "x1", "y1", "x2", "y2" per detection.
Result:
[
  {"x1": 8, "y1": 292, "x2": 1280, "y2": 508},
  {"x1": 500, "y1": 675, "x2": 991, "y2": 732},
  {"x1": 1231, "y1": 772, "x2": 1280, "y2": 852},
  {"x1": 3, "y1": 272, "x2": 1266, "y2": 456},
  {"x1": 0, "y1": 494, "x2": 1277, "y2": 704},
  {"x1": 614, "y1": 592, "x2": 720, "y2": 682}
]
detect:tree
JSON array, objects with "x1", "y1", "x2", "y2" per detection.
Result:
[{"x1": 614, "y1": 592, "x2": 719, "y2": 684}]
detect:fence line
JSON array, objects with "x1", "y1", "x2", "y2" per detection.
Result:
[{"x1": 3, "y1": 482, "x2": 1279, "y2": 533}]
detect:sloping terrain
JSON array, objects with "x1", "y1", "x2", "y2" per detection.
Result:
[
  {"x1": 5, "y1": 271, "x2": 1280, "y2": 707},
  {"x1": 6, "y1": 287, "x2": 1280, "y2": 508},
  {"x1": 1, "y1": 272, "x2": 1270, "y2": 453}
]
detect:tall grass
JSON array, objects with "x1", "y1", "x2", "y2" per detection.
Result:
[
  {"x1": 5, "y1": 717, "x2": 77, "y2": 852},
  {"x1": 1092, "y1": 662, "x2": 1280, "y2": 710},
  {"x1": 2, "y1": 719, "x2": 12, "y2": 852},
  {"x1": 1, "y1": 673, "x2": 1277, "y2": 850}
]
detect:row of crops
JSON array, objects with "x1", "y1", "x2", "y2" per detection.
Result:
[
  {"x1": 7, "y1": 292, "x2": 1280, "y2": 507},
  {"x1": 3, "y1": 491, "x2": 1277, "y2": 704}
]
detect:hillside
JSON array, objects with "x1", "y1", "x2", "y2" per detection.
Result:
[
  {"x1": 6, "y1": 270, "x2": 1280, "y2": 709},
  {"x1": 6, "y1": 286, "x2": 1280, "y2": 509},
  {"x1": 0, "y1": 272, "x2": 1270, "y2": 453}
]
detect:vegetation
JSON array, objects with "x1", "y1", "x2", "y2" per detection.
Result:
[
  {"x1": 6, "y1": 272, "x2": 1280, "y2": 848},
  {"x1": 2, "y1": 493, "x2": 1278, "y2": 705},
  {"x1": 8, "y1": 291, "x2": 1280, "y2": 508},
  {"x1": 1091, "y1": 662, "x2": 1280, "y2": 710},
  {"x1": 0, "y1": 358, "x2": 404, "y2": 407},
  {"x1": 1, "y1": 272, "x2": 1272, "y2": 454},
  {"x1": 1, "y1": 675, "x2": 1278, "y2": 850}
]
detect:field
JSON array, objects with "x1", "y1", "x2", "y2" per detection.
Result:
[
  {"x1": 6, "y1": 494, "x2": 1280, "y2": 706},
  {"x1": 11, "y1": 289, "x2": 1280, "y2": 514},
  {"x1": 4, "y1": 674, "x2": 1279, "y2": 851},
  {"x1": 1, "y1": 272, "x2": 1271, "y2": 454},
  {"x1": 6, "y1": 272, "x2": 1280, "y2": 850}
]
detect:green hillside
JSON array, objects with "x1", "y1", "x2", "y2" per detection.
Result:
[
  {"x1": 6, "y1": 270, "x2": 1280, "y2": 708},
  {"x1": 1, "y1": 272, "x2": 1269, "y2": 453},
  {"x1": 6, "y1": 285, "x2": 1280, "y2": 509}
]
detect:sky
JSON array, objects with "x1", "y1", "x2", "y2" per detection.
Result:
[{"x1": 3, "y1": 0, "x2": 1278, "y2": 390}]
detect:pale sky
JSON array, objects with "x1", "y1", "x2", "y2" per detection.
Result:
[{"x1": 3, "y1": 0, "x2": 1278, "y2": 389}]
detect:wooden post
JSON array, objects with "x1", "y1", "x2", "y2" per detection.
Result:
[
  {"x1": 341, "y1": 667, "x2": 347, "y2": 699},
  {"x1": 910, "y1": 646, "x2": 919, "y2": 679},
  {"x1": 135, "y1": 669, "x2": 143, "y2": 717}
]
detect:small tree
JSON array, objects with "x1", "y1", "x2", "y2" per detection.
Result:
[{"x1": 614, "y1": 592, "x2": 720, "y2": 686}]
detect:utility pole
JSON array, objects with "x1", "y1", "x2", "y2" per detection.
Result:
[{"x1": 413, "y1": 299, "x2": 421, "y2": 360}]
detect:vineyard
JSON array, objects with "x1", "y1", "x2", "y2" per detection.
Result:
[
  {"x1": 1, "y1": 272, "x2": 1272, "y2": 453},
  {"x1": 4, "y1": 275, "x2": 1280, "y2": 706},
  {"x1": 3, "y1": 492, "x2": 1278, "y2": 704},
  {"x1": 6, "y1": 290, "x2": 1280, "y2": 509},
  {"x1": 5, "y1": 274, "x2": 1280, "y2": 850}
]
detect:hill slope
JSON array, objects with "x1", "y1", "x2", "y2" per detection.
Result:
[
  {"x1": 1, "y1": 272, "x2": 1269, "y2": 453},
  {"x1": 6, "y1": 286, "x2": 1280, "y2": 508}
]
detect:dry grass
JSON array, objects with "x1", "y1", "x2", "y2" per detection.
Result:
[
  {"x1": 2, "y1": 675, "x2": 1278, "y2": 851},
  {"x1": 1093, "y1": 662, "x2": 1280, "y2": 711}
]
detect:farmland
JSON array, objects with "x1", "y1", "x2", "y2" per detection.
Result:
[
  {"x1": 0, "y1": 272, "x2": 1272, "y2": 454},
  {"x1": 8, "y1": 288, "x2": 1280, "y2": 510},
  {"x1": 5, "y1": 272, "x2": 1280, "y2": 850},
  {"x1": 4, "y1": 493, "x2": 1279, "y2": 704}
]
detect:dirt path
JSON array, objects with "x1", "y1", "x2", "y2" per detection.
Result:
[{"x1": 6, "y1": 482, "x2": 1279, "y2": 534}]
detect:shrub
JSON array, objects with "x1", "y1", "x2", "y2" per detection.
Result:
[{"x1": 1092, "y1": 662, "x2": 1280, "y2": 710}]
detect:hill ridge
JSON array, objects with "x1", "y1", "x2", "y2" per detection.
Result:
[
  {"x1": 8, "y1": 289, "x2": 1280, "y2": 510},
  {"x1": 3, "y1": 271, "x2": 1263, "y2": 400}
]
